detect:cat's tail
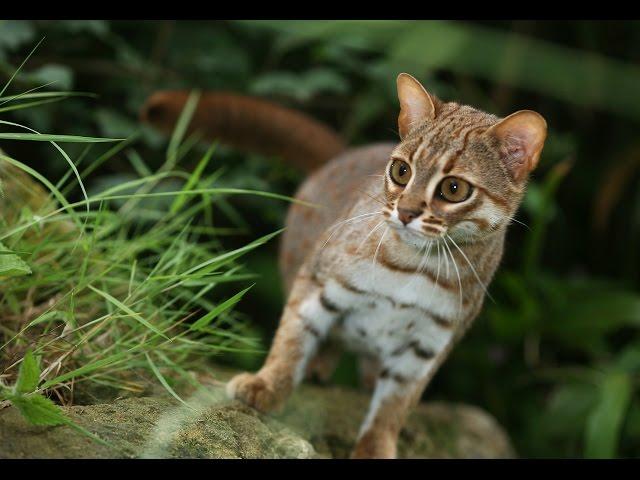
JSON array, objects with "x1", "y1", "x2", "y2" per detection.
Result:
[{"x1": 140, "y1": 91, "x2": 346, "y2": 172}]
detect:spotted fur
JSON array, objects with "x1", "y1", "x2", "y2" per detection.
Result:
[{"x1": 143, "y1": 73, "x2": 547, "y2": 458}]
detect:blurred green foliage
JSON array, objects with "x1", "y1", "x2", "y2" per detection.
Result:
[{"x1": 1, "y1": 20, "x2": 639, "y2": 458}]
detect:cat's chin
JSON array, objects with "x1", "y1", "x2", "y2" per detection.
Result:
[{"x1": 390, "y1": 224, "x2": 435, "y2": 249}]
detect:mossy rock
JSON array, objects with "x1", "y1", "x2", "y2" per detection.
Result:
[
  {"x1": 281, "y1": 384, "x2": 514, "y2": 459},
  {"x1": 0, "y1": 367, "x2": 514, "y2": 459},
  {"x1": 0, "y1": 392, "x2": 315, "y2": 459}
]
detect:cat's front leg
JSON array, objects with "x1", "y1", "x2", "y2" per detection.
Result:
[
  {"x1": 350, "y1": 372, "x2": 422, "y2": 458},
  {"x1": 351, "y1": 339, "x2": 455, "y2": 459},
  {"x1": 226, "y1": 275, "x2": 337, "y2": 413}
]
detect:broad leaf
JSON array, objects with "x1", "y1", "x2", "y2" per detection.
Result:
[
  {"x1": 15, "y1": 350, "x2": 40, "y2": 394},
  {"x1": 0, "y1": 241, "x2": 31, "y2": 278},
  {"x1": 585, "y1": 372, "x2": 632, "y2": 458},
  {"x1": 11, "y1": 394, "x2": 68, "y2": 427}
]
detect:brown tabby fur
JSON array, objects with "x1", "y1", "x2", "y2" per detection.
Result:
[{"x1": 141, "y1": 73, "x2": 547, "y2": 458}]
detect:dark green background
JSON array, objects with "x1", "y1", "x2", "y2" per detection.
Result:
[{"x1": 1, "y1": 20, "x2": 639, "y2": 458}]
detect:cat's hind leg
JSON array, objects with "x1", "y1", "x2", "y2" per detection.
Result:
[
  {"x1": 358, "y1": 354, "x2": 381, "y2": 391},
  {"x1": 305, "y1": 339, "x2": 343, "y2": 384}
]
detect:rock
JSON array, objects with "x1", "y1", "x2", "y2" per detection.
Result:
[
  {"x1": 0, "y1": 368, "x2": 515, "y2": 459},
  {"x1": 0, "y1": 391, "x2": 316, "y2": 459},
  {"x1": 280, "y1": 384, "x2": 515, "y2": 459}
]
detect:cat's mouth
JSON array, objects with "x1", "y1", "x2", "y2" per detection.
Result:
[
  {"x1": 389, "y1": 220, "x2": 443, "y2": 236},
  {"x1": 388, "y1": 222, "x2": 441, "y2": 246}
]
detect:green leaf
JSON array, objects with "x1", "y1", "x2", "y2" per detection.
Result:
[
  {"x1": 190, "y1": 285, "x2": 253, "y2": 331},
  {"x1": 11, "y1": 394, "x2": 68, "y2": 426},
  {"x1": 615, "y1": 343, "x2": 640, "y2": 373},
  {"x1": 8, "y1": 393, "x2": 114, "y2": 451},
  {"x1": 541, "y1": 278, "x2": 640, "y2": 347},
  {"x1": 0, "y1": 241, "x2": 31, "y2": 278},
  {"x1": 584, "y1": 372, "x2": 632, "y2": 458},
  {"x1": 539, "y1": 382, "x2": 598, "y2": 437},
  {"x1": 15, "y1": 350, "x2": 40, "y2": 394}
]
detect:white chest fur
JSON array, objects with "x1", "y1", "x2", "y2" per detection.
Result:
[
  {"x1": 298, "y1": 256, "x2": 459, "y2": 374},
  {"x1": 337, "y1": 297, "x2": 453, "y2": 360}
]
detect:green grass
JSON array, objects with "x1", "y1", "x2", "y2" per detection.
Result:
[
  {"x1": 0, "y1": 65, "x2": 290, "y2": 425},
  {"x1": 0, "y1": 145, "x2": 274, "y2": 406}
]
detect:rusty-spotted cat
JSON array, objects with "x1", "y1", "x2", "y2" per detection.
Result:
[{"x1": 142, "y1": 73, "x2": 547, "y2": 458}]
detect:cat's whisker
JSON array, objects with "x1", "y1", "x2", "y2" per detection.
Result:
[
  {"x1": 356, "y1": 220, "x2": 386, "y2": 254},
  {"x1": 415, "y1": 240, "x2": 435, "y2": 287},
  {"x1": 416, "y1": 240, "x2": 432, "y2": 276},
  {"x1": 443, "y1": 236, "x2": 463, "y2": 318},
  {"x1": 411, "y1": 241, "x2": 431, "y2": 273},
  {"x1": 371, "y1": 226, "x2": 389, "y2": 285},
  {"x1": 443, "y1": 240, "x2": 451, "y2": 280},
  {"x1": 320, "y1": 212, "x2": 381, "y2": 251},
  {"x1": 447, "y1": 234, "x2": 495, "y2": 303},
  {"x1": 422, "y1": 240, "x2": 440, "y2": 312},
  {"x1": 357, "y1": 188, "x2": 387, "y2": 206},
  {"x1": 434, "y1": 241, "x2": 442, "y2": 289},
  {"x1": 403, "y1": 239, "x2": 431, "y2": 291},
  {"x1": 407, "y1": 237, "x2": 429, "y2": 266},
  {"x1": 326, "y1": 211, "x2": 382, "y2": 234},
  {"x1": 489, "y1": 214, "x2": 530, "y2": 232},
  {"x1": 505, "y1": 216, "x2": 530, "y2": 230}
]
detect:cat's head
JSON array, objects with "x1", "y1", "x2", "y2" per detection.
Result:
[{"x1": 383, "y1": 73, "x2": 547, "y2": 246}]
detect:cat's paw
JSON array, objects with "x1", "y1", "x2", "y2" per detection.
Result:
[
  {"x1": 226, "y1": 372, "x2": 280, "y2": 413},
  {"x1": 350, "y1": 430, "x2": 397, "y2": 459}
]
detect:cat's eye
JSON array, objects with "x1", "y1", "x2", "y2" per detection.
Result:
[
  {"x1": 389, "y1": 159, "x2": 412, "y2": 186},
  {"x1": 438, "y1": 177, "x2": 473, "y2": 203}
]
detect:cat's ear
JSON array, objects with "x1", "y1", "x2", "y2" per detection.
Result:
[
  {"x1": 488, "y1": 110, "x2": 547, "y2": 182},
  {"x1": 397, "y1": 73, "x2": 436, "y2": 139}
]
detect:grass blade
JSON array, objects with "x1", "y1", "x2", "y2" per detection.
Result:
[
  {"x1": 190, "y1": 285, "x2": 254, "y2": 331},
  {"x1": 0, "y1": 133, "x2": 123, "y2": 142},
  {"x1": 166, "y1": 90, "x2": 201, "y2": 167},
  {"x1": 0, "y1": 37, "x2": 44, "y2": 97},
  {"x1": 88, "y1": 285, "x2": 169, "y2": 340},
  {"x1": 170, "y1": 142, "x2": 217, "y2": 214},
  {"x1": 145, "y1": 353, "x2": 194, "y2": 410}
]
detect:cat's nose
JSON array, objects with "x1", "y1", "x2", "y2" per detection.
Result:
[{"x1": 397, "y1": 207, "x2": 422, "y2": 225}]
